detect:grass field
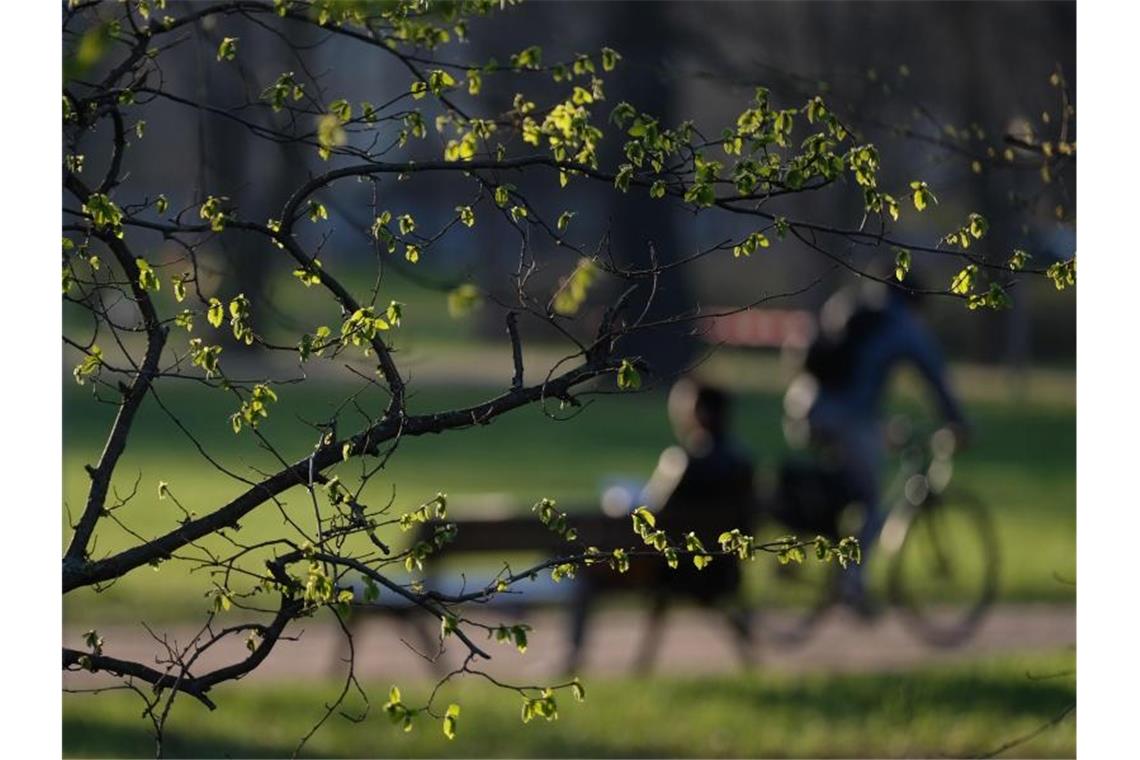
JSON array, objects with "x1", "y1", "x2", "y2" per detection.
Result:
[
  {"x1": 62, "y1": 270, "x2": 1076, "y2": 758},
  {"x1": 62, "y1": 356, "x2": 1075, "y2": 624},
  {"x1": 63, "y1": 649, "x2": 1075, "y2": 758}
]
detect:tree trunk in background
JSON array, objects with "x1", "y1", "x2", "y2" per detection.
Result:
[
  {"x1": 598, "y1": 1, "x2": 696, "y2": 384},
  {"x1": 197, "y1": 18, "x2": 312, "y2": 315}
]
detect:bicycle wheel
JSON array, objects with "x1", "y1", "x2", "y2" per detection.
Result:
[{"x1": 886, "y1": 488, "x2": 999, "y2": 646}]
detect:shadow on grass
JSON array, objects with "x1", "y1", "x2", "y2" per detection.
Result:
[
  {"x1": 63, "y1": 714, "x2": 337, "y2": 759},
  {"x1": 704, "y1": 666, "x2": 1075, "y2": 718},
  {"x1": 63, "y1": 663, "x2": 1075, "y2": 759}
]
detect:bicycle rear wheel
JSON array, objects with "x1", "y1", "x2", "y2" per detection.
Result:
[{"x1": 886, "y1": 488, "x2": 999, "y2": 646}]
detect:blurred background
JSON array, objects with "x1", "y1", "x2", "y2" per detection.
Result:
[{"x1": 63, "y1": 1, "x2": 1075, "y2": 757}]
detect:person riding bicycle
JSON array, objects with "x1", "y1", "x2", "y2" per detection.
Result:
[{"x1": 781, "y1": 278, "x2": 969, "y2": 612}]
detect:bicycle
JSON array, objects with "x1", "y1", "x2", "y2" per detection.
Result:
[{"x1": 755, "y1": 419, "x2": 1000, "y2": 647}]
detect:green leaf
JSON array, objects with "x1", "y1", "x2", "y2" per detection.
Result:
[
  {"x1": 894, "y1": 248, "x2": 911, "y2": 282},
  {"x1": 632, "y1": 505, "x2": 656, "y2": 529},
  {"x1": 447, "y1": 283, "x2": 482, "y2": 318},
  {"x1": 510, "y1": 45, "x2": 542, "y2": 70},
  {"x1": 442, "y1": 704, "x2": 460, "y2": 740},
  {"x1": 307, "y1": 200, "x2": 328, "y2": 223},
  {"x1": 512, "y1": 624, "x2": 529, "y2": 653},
  {"x1": 1046, "y1": 258, "x2": 1076, "y2": 291},
  {"x1": 216, "y1": 37, "x2": 239, "y2": 62},
  {"x1": 199, "y1": 196, "x2": 230, "y2": 231},
  {"x1": 228, "y1": 293, "x2": 254, "y2": 344},
  {"x1": 82, "y1": 193, "x2": 124, "y2": 237},
  {"x1": 571, "y1": 678, "x2": 586, "y2": 702},
  {"x1": 967, "y1": 282, "x2": 1013, "y2": 311},
  {"x1": 884, "y1": 195, "x2": 900, "y2": 222},
  {"x1": 424, "y1": 69, "x2": 457, "y2": 96},
  {"x1": 188, "y1": 338, "x2": 222, "y2": 378},
  {"x1": 207, "y1": 298, "x2": 224, "y2": 328},
  {"x1": 949, "y1": 264, "x2": 978, "y2": 296},
  {"x1": 614, "y1": 164, "x2": 634, "y2": 193},
  {"x1": 83, "y1": 629, "x2": 103, "y2": 653},
  {"x1": 456, "y1": 205, "x2": 475, "y2": 228},
  {"x1": 1008, "y1": 249, "x2": 1031, "y2": 272},
  {"x1": 261, "y1": 71, "x2": 304, "y2": 112},
  {"x1": 73, "y1": 346, "x2": 103, "y2": 385},
  {"x1": 684, "y1": 531, "x2": 712, "y2": 569},
  {"x1": 316, "y1": 114, "x2": 346, "y2": 159},
  {"x1": 967, "y1": 212, "x2": 988, "y2": 239},
  {"x1": 494, "y1": 185, "x2": 513, "y2": 207},
  {"x1": 909, "y1": 180, "x2": 937, "y2": 211},
  {"x1": 774, "y1": 217, "x2": 790, "y2": 239},
  {"x1": 733, "y1": 231, "x2": 770, "y2": 258},
  {"x1": 135, "y1": 258, "x2": 160, "y2": 292},
  {"x1": 292, "y1": 259, "x2": 322, "y2": 287},
  {"x1": 616, "y1": 359, "x2": 640, "y2": 391},
  {"x1": 601, "y1": 47, "x2": 621, "y2": 72},
  {"x1": 552, "y1": 258, "x2": 598, "y2": 316},
  {"x1": 174, "y1": 310, "x2": 194, "y2": 332},
  {"x1": 329, "y1": 98, "x2": 352, "y2": 123},
  {"x1": 556, "y1": 210, "x2": 576, "y2": 232}
]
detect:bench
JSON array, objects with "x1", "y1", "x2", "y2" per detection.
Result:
[{"x1": 348, "y1": 500, "x2": 755, "y2": 673}]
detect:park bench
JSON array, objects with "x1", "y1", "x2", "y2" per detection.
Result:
[{"x1": 347, "y1": 497, "x2": 755, "y2": 673}]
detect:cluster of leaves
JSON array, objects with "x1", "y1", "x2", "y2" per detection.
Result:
[
  {"x1": 491, "y1": 623, "x2": 531, "y2": 653},
  {"x1": 230, "y1": 384, "x2": 278, "y2": 433},
  {"x1": 397, "y1": 494, "x2": 455, "y2": 571},
  {"x1": 533, "y1": 498, "x2": 578, "y2": 542},
  {"x1": 943, "y1": 213, "x2": 989, "y2": 250},
  {"x1": 1047, "y1": 259, "x2": 1077, "y2": 291},
  {"x1": 340, "y1": 303, "x2": 402, "y2": 352}
]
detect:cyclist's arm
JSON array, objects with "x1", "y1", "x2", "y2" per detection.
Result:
[{"x1": 902, "y1": 319, "x2": 967, "y2": 426}]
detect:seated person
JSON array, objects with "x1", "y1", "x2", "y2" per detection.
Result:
[
  {"x1": 565, "y1": 379, "x2": 757, "y2": 674},
  {"x1": 642, "y1": 379, "x2": 757, "y2": 597}
]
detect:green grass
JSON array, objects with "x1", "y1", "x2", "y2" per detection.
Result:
[
  {"x1": 63, "y1": 649, "x2": 1075, "y2": 758},
  {"x1": 64, "y1": 367, "x2": 1074, "y2": 624}
]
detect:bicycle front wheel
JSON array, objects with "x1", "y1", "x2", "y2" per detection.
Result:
[{"x1": 886, "y1": 488, "x2": 999, "y2": 646}]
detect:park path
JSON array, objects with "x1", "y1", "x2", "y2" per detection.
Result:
[{"x1": 64, "y1": 603, "x2": 1074, "y2": 689}]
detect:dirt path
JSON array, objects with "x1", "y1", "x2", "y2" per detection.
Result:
[{"x1": 65, "y1": 603, "x2": 1074, "y2": 690}]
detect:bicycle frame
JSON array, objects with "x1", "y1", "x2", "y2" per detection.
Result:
[{"x1": 877, "y1": 425, "x2": 956, "y2": 558}]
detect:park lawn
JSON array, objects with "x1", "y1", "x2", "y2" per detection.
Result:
[
  {"x1": 62, "y1": 648, "x2": 1075, "y2": 758},
  {"x1": 63, "y1": 368, "x2": 1074, "y2": 624}
]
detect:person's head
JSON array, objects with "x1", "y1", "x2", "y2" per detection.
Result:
[{"x1": 668, "y1": 378, "x2": 731, "y2": 445}]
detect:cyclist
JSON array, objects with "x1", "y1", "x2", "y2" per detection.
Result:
[{"x1": 782, "y1": 278, "x2": 969, "y2": 612}]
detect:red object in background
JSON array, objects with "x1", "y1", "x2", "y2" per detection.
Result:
[{"x1": 704, "y1": 308, "x2": 814, "y2": 349}]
